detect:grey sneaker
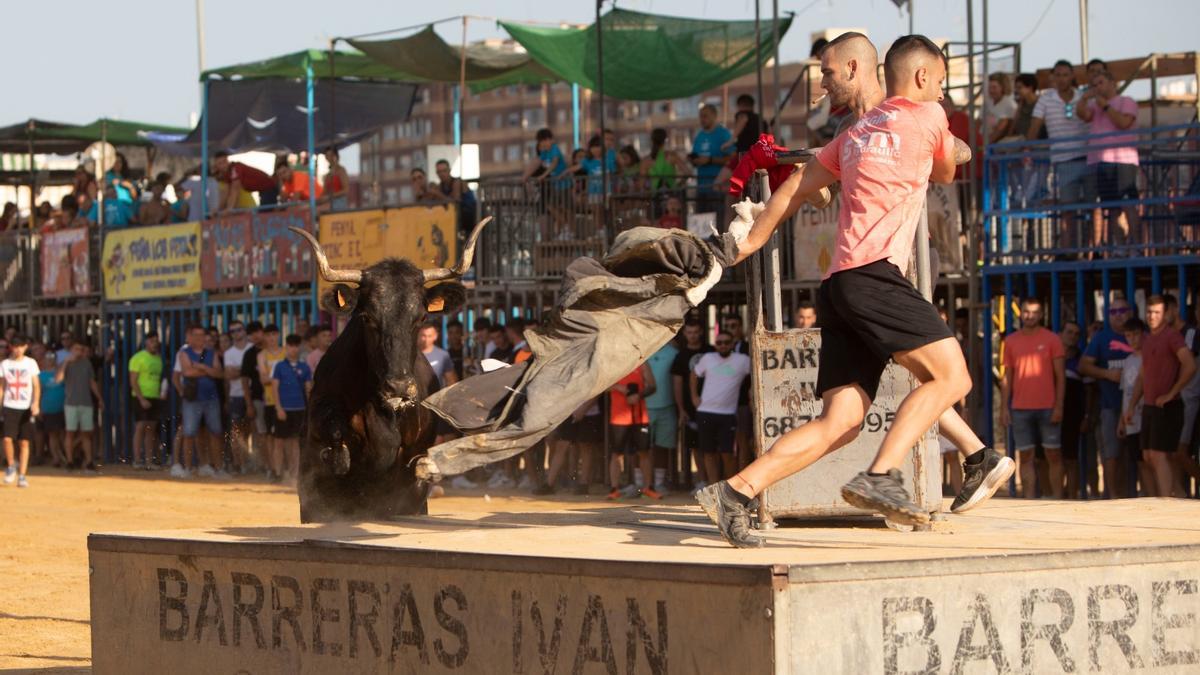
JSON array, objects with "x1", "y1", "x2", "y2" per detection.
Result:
[
  {"x1": 17, "y1": 476, "x2": 28, "y2": 488},
  {"x1": 951, "y1": 448, "x2": 1015, "y2": 513},
  {"x1": 841, "y1": 469, "x2": 930, "y2": 526},
  {"x1": 694, "y1": 481, "x2": 763, "y2": 548},
  {"x1": 3, "y1": 466, "x2": 15, "y2": 484}
]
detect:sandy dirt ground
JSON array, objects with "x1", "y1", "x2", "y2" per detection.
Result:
[{"x1": 0, "y1": 466, "x2": 652, "y2": 673}]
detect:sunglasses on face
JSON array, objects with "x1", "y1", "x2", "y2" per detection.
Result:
[
  {"x1": 715, "y1": 340, "x2": 733, "y2": 346},
  {"x1": 1109, "y1": 307, "x2": 1131, "y2": 315}
]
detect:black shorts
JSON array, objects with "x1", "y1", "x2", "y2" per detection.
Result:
[
  {"x1": 133, "y1": 398, "x2": 161, "y2": 423},
  {"x1": 272, "y1": 409, "x2": 305, "y2": 439},
  {"x1": 2, "y1": 408, "x2": 34, "y2": 442},
  {"x1": 609, "y1": 423, "x2": 648, "y2": 455},
  {"x1": 1095, "y1": 162, "x2": 1139, "y2": 203},
  {"x1": 556, "y1": 414, "x2": 603, "y2": 445},
  {"x1": 815, "y1": 259, "x2": 954, "y2": 400},
  {"x1": 1141, "y1": 401, "x2": 1184, "y2": 452},
  {"x1": 263, "y1": 405, "x2": 278, "y2": 435},
  {"x1": 39, "y1": 412, "x2": 65, "y2": 433},
  {"x1": 696, "y1": 412, "x2": 737, "y2": 454},
  {"x1": 1122, "y1": 432, "x2": 1143, "y2": 464}
]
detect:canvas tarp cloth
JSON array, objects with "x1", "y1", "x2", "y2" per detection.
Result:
[
  {"x1": 0, "y1": 119, "x2": 95, "y2": 155},
  {"x1": 500, "y1": 8, "x2": 793, "y2": 101},
  {"x1": 180, "y1": 79, "x2": 418, "y2": 153},
  {"x1": 422, "y1": 226, "x2": 736, "y2": 475},
  {"x1": 348, "y1": 26, "x2": 557, "y2": 92}
]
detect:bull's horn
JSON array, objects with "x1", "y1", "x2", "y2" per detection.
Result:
[
  {"x1": 423, "y1": 216, "x2": 492, "y2": 283},
  {"x1": 289, "y1": 226, "x2": 363, "y2": 284}
]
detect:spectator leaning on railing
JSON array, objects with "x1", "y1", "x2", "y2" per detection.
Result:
[
  {"x1": 1028, "y1": 60, "x2": 1089, "y2": 253},
  {"x1": 1076, "y1": 70, "x2": 1141, "y2": 248}
]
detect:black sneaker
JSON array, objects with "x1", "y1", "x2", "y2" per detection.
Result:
[
  {"x1": 841, "y1": 469, "x2": 930, "y2": 526},
  {"x1": 531, "y1": 483, "x2": 556, "y2": 496},
  {"x1": 951, "y1": 448, "x2": 1015, "y2": 513},
  {"x1": 694, "y1": 481, "x2": 763, "y2": 548}
]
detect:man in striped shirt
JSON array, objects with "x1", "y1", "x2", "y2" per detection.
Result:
[{"x1": 1027, "y1": 60, "x2": 1089, "y2": 254}]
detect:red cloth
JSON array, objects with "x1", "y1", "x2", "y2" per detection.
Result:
[
  {"x1": 728, "y1": 134, "x2": 795, "y2": 198},
  {"x1": 229, "y1": 162, "x2": 276, "y2": 192}
]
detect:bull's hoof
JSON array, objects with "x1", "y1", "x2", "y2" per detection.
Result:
[
  {"x1": 412, "y1": 456, "x2": 442, "y2": 484},
  {"x1": 320, "y1": 443, "x2": 352, "y2": 476}
]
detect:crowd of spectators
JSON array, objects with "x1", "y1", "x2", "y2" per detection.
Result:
[
  {"x1": 0, "y1": 147, "x2": 354, "y2": 235},
  {"x1": 1001, "y1": 292, "x2": 1200, "y2": 499}
]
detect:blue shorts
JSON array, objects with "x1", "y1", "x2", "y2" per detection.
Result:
[
  {"x1": 182, "y1": 399, "x2": 222, "y2": 438},
  {"x1": 1052, "y1": 158, "x2": 1089, "y2": 205},
  {"x1": 646, "y1": 406, "x2": 678, "y2": 450},
  {"x1": 228, "y1": 396, "x2": 248, "y2": 424},
  {"x1": 1010, "y1": 408, "x2": 1061, "y2": 452}
]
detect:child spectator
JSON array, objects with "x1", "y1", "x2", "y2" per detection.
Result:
[
  {"x1": 1119, "y1": 318, "x2": 1151, "y2": 495},
  {"x1": 656, "y1": 195, "x2": 684, "y2": 229},
  {"x1": 37, "y1": 353, "x2": 66, "y2": 467},
  {"x1": 272, "y1": 334, "x2": 313, "y2": 486},
  {"x1": 2, "y1": 336, "x2": 41, "y2": 488}
]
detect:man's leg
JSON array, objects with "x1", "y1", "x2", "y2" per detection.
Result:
[
  {"x1": 1018, "y1": 449, "x2": 1037, "y2": 498},
  {"x1": 727, "y1": 385, "x2": 870, "y2": 498},
  {"x1": 1044, "y1": 447, "x2": 1065, "y2": 498},
  {"x1": 18, "y1": 439, "x2": 30, "y2": 477},
  {"x1": 1145, "y1": 449, "x2": 1175, "y2": 497},
  {"x1": 5, "y1": 436, "x2": 16, "y2": 468},
  {"x1": 1098, "y1": 409, "x2": 1122, "y2": 498},
  {"x1": 869, "y1": 338, "x2": 973, "y2": 473},
  {"x1": 132, "y1": 422, "x2": 145, "y2": 465},
  {"x1": 938, "y1": 408, "x2": 985, "y2": 458}
]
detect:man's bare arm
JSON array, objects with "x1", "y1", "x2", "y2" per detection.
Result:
[{"x1": 735, "y1": 161, "x2": 838, "y2": 264}]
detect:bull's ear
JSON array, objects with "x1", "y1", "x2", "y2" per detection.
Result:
[
  {"x1": 321, "y1": 283, "x2": 359, "y2": 314},
  {"x1": 425, "y1": 282, "x2": 466, "y2": 316}
]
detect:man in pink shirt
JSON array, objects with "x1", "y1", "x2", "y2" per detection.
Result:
[
  {"x1": 1000, "y1": 298, "x2": 1066, "y2": 498},
  {"x1": 1077, "y1": 70, "x2": 1141, "y2": 248},
  {"x1": 697, "y1": 35, "x2": 986, "y2": 547},
  {"x1": 1124, "y1": 295, "x2": 1196, "y2": 496}
]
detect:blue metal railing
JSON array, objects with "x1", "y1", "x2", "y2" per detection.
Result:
[{"x1": 981, "y1": 123, "x2": 1200, "y2": 264}]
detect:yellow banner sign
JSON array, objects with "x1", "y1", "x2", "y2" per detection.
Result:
[
  {"x1": 101, "y1": 222, "x2": 202, "y2": 300},
  {"x1": 317, "y1": 205, "x2": 458, "y2": 292}
]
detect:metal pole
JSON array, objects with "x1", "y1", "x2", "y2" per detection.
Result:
[
  {"x1": 754, "y1": 1, "x2": 765, "y2": 132},
  {"x1": 456, "y1": 15, "x2": 468, "y2": 149},
  {"x1": 571, "y1": 83, "x2": 581, "y2": 150},
  {"x1": 909, "y1": 0, "x2": 915, "y2": 33},
  {"x1": 759, "y1": 172, "x2": 783, "y2": 331},
  {"x1": 595, "y1": 1, "x2": 608, "y2": 232},
  {"x1": 200, "y1": 79, "x2": 210, "y2": 220},
  {"x1": 771, "y1": 0, "x2": 782, "y2": 136},
  {"x1": 195, "y1": 0, "x2": 207, "y2": 74},
  {"x1": 306, "y1": 58, "x2": 318, "y2": 228},
  {"x1": 1078, "y1": 0, "x2": 1089, "y2": 63}
]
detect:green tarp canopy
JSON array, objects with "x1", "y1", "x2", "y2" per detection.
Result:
[
  {"x1": 40, "y1": 118, "x2": 190, "y2": 147},
  {"x1": 348, "y1": 26, "x2": 557, "y2": 91},
  {"x1": 0, "y1": 119, "x2": 91, "y2": 154},
  {"x1": 500, "y1": 8, "x2": 792, "y2": 101},
  {"x1": 201, "y1": 48, "x2": 414, "y2": 81}
]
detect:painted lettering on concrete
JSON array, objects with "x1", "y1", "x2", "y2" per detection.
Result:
[{"x1": 882, "y1": 579, "x2": 1200, "y2": 674}]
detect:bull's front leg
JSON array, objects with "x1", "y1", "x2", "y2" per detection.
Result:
[{"x1": 308, "y1": 397, "x2": 357, "y2": 476}]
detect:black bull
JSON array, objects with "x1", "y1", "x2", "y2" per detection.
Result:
[{"x1": 288, "y1": 219, "x2": 490, "y2": 522}]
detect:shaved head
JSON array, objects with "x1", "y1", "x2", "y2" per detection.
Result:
[
  {"x1": 884, "y1": 34, "x2": 946, "y2": 102},
  {"x1": 819, "y1": 32, "x2": 881, "y2": 111}
]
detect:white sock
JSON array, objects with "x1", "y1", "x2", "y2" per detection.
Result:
[
  {"x1": 633, "y1": 468, "x2": 644, "y2": 488},
  {"x1": 654, "y1": 468, "x2": 667, "y2": 488}
]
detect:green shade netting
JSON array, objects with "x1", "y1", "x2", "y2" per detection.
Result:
[
  {"x1": 501, "y1": 8, "x2": 792, "y2": 101},
  {"x1": 41, "y1": 119, "x2": 190, "y2": 146},
  {"x1": 348, "y1": 26, "x2": 558, "y2": 91},
  {"x1": 201, "y1": 49, "x2": 413, "y2": 81}
]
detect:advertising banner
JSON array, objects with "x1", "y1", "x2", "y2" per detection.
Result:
[
  {"x1": 201, "y1": 206, "x2": 314, "y2": 288},
  {"x1": 102, "y1": 222, "x2": 202, "y2": 300},
  {"x1": 317, "y1": 205, "x2": 457, "y2": 292},
  {"x1": 40, "y1": 227, "x2": 91, "y2": 297}
]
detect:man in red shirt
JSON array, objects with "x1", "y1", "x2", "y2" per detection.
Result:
[
  {"x1": 1125, "y1": 295, "x2": 1196, "y2": 496},
  {"x1": 275, "y1": 157, "x2": 323, "y2": 204},
  {"x1": 214, "y1": 151, "x2": 279, "y2": 212},
  {"x1": 1001, "y1": 298, "x2": 1066, "y2": 498}
]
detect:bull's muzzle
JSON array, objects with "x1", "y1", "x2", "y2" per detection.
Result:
[{"x1": 383, "y1": 379, "x2": 420, "y2": 411}]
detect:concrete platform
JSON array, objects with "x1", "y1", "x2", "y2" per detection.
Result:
[{"x1": 89, "y1": 498, "x2": 1200, "y2": 673}]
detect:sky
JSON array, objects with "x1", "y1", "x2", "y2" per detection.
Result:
[{"x1": 2, "y1": 0, "x2": 1196, "y2": 129}]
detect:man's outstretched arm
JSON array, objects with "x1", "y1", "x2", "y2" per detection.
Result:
[{"x1": 735, "y1": 160, "x2": 838, "y2": 264}]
